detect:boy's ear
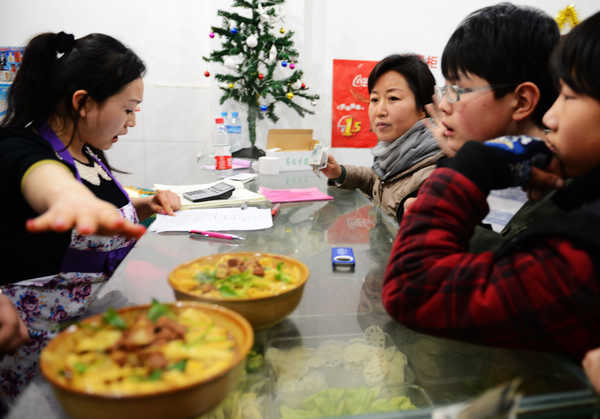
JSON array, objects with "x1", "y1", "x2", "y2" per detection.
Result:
[
  {"x1": 512, "y1": 82, "x2": 540, "y2": 122},
  {"x1": 71, "y1": 90, "x2": 91, "y2": 118}
]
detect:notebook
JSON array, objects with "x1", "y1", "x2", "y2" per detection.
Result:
[{"x1": 155, "y1": 180, "x2": 267, "y2": 209}]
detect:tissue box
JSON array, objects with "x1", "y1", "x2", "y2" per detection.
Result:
[{"x1": 266, "y1": 129, "x2": 318, "y2": 172}]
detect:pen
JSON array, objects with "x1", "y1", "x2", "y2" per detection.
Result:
[
  {"x1": 189, "y1": 230, "x2": 244, "y2": 240},
  {"x1": 271, "y1": 203, "x2": 281, "y2": 217}
]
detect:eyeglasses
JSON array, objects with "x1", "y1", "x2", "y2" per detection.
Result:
[{"x1": 436, "y1": 84, "x2": 515, "y2": 103}]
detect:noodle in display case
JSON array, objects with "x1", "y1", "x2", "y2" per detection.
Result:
[
  {"x1": 169, "y1": 252, "x2": 310, "y2": 329},
  {"x1": 265, "y1": 325, "x2": 432, "y2": 418},
  {"x1": 40, "y1": 301, "x2": 253, "y2": 419}
]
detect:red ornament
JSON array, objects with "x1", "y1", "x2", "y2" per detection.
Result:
[
  {"x1": 301, "y1": 83, "x2": 306, "y2": 89},
  {"x1": 258, "y1": 73, "x2": 264, "y2": 80},
  {"x1": 204, "y1": 71, "x2": 210, "y2": 77}
]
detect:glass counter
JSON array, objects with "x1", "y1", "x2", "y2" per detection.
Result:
[{"x1": 9, "y1": 170, "x2": 600, "y2": 418}]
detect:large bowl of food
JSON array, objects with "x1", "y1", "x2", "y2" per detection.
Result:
[
  {"x1": 40, "y1": 300, "x2": 253, "y2": 419},
  {"x1": 168, "y1": 252, "x2": 310, "y2": 329}
]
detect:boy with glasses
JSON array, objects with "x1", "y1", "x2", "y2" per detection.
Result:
[
  {"x1": 409, "y1": 3, "x2": 562, "y2": 247},
  {"x1": 381, "y1": 4, "x2": 600, "y2": 360}
]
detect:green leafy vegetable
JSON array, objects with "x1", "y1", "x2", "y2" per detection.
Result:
[
  {"x1": 102, "y1": 308, "x2": 127, "y2": 330},
  {"x1": 74, "y1": 362, "x2": 88, "y2": 374},
  {"x1": 274, "y1": 261, "x2": 291, "y2": 283},
  {"x1": 147, "y1": 369, "x2": 163, "y2": 381},
  {"x1": 218, "y1": 285, "x2": 238, "y2": 297},
  {"x1": 245, "y1": 349, "x2": 264, "y2": 373},
  {"x1": 280, "y1": 387, "x2": 416, "y2": 418},
  {"x1": 147, "y1": 298, "x2": 170, "y2": 323},
  {"x1": 168, "y1": 359, "x2": 188, "y2": 372}
]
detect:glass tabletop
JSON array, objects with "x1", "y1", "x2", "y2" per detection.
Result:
[{"x1": 9, "y1": 170, "x2": 600, "y2": 419}]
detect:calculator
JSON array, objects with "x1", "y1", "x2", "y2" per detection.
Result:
[
  {"x1": 331, "y1": 247, "x2": 355, "y2": 272},
  {"x1": 182, "y1": 182, "x2": 235, "y2": 202}
]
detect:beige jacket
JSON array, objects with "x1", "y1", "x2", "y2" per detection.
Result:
[{"x1": 338, "y1": 152, "x2": 444, "y2": 218}]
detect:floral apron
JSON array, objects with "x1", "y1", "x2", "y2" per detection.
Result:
[{"x1": 0, "y1": 125, "x2": 138, "y2": 403}]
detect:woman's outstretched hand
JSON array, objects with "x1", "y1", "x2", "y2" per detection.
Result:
[{"x1": 26, "y1": 194, "x2": 146, "y2": 239}]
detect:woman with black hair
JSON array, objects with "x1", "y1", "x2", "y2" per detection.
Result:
[
  {"x1": 0, "y1": 31, "x2": 180, "y2": 401},
  {"x1": 321, "y1": 54, "x2": 443, "y2": 220}
]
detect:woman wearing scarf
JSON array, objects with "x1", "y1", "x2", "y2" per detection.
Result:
[{"x1": 322, "y1": 54, "x2": 443, "y2": 220}]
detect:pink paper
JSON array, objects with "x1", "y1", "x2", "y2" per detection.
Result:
[{"x1": 259, "y1": 187, "x2": 334, "y2": 203}]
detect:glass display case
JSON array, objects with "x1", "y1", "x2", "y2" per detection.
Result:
[{"x1": 9, "y1": 170, "x2": 600, "y2": 418}]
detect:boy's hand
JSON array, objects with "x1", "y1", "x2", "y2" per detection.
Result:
[
  {"x1": 583, "y1": 348, "x2": 600, "y2": 394},
  {"x1": 525, "y1": 157, "x2": 565, "y2": 200},
  {"x1": 447, "y1": 136, "x2": 553, "y2": 193},
  {"x1": 425, "y1": 100, "x2": 455, "y2": 157}
]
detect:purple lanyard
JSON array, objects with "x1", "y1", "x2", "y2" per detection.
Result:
[{"x1": 38, "y1": 123, "x2": 129, "y2": 198}]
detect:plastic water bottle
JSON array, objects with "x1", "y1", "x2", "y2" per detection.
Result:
[
  {"x1": 228, "y1": 111, "x2": 243, "y2": 153},
  {"x1": 213, "y1": 117, "x2": 232, "y2": 177}
]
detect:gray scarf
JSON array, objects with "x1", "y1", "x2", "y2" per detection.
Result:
[{"x1": 371, "y1": 119, "x2": 439, "y2": 181}]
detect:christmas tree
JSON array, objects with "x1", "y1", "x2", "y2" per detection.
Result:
[{"x1": 203, "y1": 0, "x2": 320, "y2": 157}]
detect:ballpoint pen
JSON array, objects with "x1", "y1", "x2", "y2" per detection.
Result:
[
  {"x1": 189, "y1": 230, "x2": 244, "y2": 240},
  {"x1": 271, "y1": 203, "x2": 281, "y2": 217}
]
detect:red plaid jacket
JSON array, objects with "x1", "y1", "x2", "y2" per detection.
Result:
[{"x1": 382, "y1": 168, "x2": 600, "y2": 359}]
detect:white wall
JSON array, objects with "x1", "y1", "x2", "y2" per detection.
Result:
[{"x1": 1, "y1": 0, "x2": 597, "y2": 187}]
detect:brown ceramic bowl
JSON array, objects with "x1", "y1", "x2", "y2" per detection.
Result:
[
  {"x1": 168, "y1": 252, "x2": 310, "y2": 330},
  {"x1": 40, "y1": 301, "x2": 253, "y2": 419}
]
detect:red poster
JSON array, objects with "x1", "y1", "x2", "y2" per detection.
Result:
[{"x1": 331, "y1": 59, "x2": 378, "y2": 148}]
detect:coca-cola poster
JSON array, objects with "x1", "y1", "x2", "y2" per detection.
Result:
[{"x1": 331, "y1": 59, "x2": 378, "y2": 148}]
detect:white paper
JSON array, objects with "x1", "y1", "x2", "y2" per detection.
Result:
[
  {"x1": 225, "y1": 173, "x2": 257, "y2": 183},
  {"x1": 149, "y1": 207, "x2": 273, "y2": 232}
]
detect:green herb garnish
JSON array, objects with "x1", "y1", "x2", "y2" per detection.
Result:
[
  {"x1": 168, "y1": 359, "x2": 188, "y2": 372},
  {"x1": 74, "y1": 362, "x2": 88, "y2": 374},
  {"x1": 102, "y1": 308, "x2": 127, "y2": 330},
  {"x1": 274, "y1": 262, "x2": 291, "y2": 283},
  {"x1": 147, "y1": 298, "x2": 170, "y2": 323},
  {"x1": 147, "y1": 369, "x2": 163, "y2": 381},
  {"x1": 218, "y1": 285, "x2": 238, "y2": 297}
]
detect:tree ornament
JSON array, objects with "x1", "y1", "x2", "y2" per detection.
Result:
[
  {"x1": 289, "y1": 63, "x2": 296, "y2": 70},
  {"x1": 224, "y1": 56, "x2": 238, "y2": 69},
  {"x1": 301, "y1": 83, "x2": 306, "y2": 89},
  {"x1": 286, "y1": 92, "x2": 294, "y2": 99},
  {"x1": 279, "y1": 27, "x2": 285, "y2": 34},
  {"x1": 281, "y1": 60, "x2": 288, "y2": 67},
  {"x1": 258, "y1": 73, "x2": 264, "y2": 80},
  {"x1": 209, "y1": 32, "x2": 215, "y2": 39},
  {"x1": 260, "y1": 105, "x2": 268, "y2": 111},
  {"x1": 204, "y1": 71, "x2": 210, "y2": 77},
  {"x1": 230, "y1": 27, "x2": 238, "y2": 34},
  {"x1": 229, "y1": 83, "x2": 234, "y2": 89},
  {"x1": 268, "y1": 45, "x2": 277, "y2": 62},
  {"x1": 246, "y1": 34, "x2": 258, "y2": 48}
]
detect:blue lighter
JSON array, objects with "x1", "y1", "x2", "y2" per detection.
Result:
[{"x1": 332, "y1": 247, "x2": 355, "y2": 272}]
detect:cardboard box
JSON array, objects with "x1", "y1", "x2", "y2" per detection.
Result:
[{"x1": 266, "y1": 129, "x2": 318, "y2": 172}]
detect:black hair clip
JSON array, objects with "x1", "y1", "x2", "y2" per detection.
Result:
[{"x1": 55, "y1": 31, "x2": 75, "y2": 58}]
